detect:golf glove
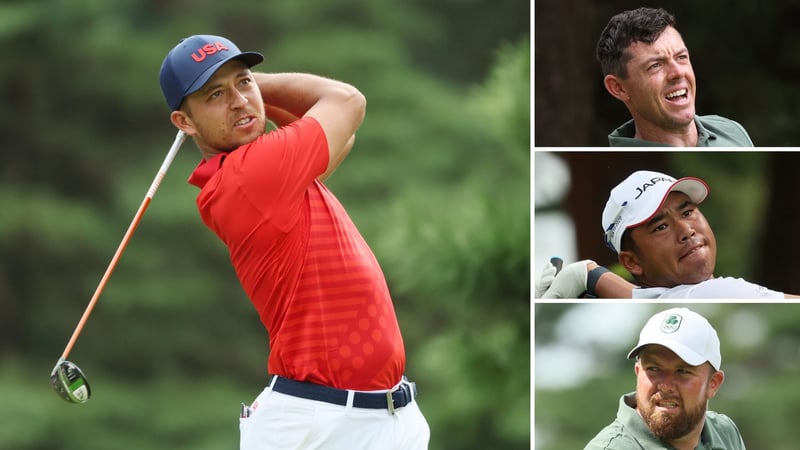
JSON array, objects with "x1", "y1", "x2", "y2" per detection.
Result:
[
  {"x1": 534, "y1": 260, "x2": 558, "y2": 298},
  {"x1": 540, "y1": 259, "x2": 594, "y2": 299}
]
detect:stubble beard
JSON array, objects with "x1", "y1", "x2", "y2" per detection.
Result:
[{"x1": 637, "y1": 393, "x2": 707, "y2": 442}]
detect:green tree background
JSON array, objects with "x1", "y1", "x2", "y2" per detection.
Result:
[{"x1": 0, "y1": 1, "x2": 530, "y2": 449}]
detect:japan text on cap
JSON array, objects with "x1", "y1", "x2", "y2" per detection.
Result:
[{"x1": 602, "y1": 170, "x2": 709, "y2": 253}]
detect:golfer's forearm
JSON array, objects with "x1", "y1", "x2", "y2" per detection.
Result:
[
  {"x1": 265, "y1": 104, "x2": 300, "y2": 127},
  {"x1": 587, "y1": 262, "x2": 635, "y2": 298},
  {"x1": 254, "y1": 72, "x2": 362, "y2": 118}
]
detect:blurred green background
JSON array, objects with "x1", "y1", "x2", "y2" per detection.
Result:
[
  {"x1": 0, "y1": 1, "x2": 530, "y2": 449},
  {"x1": 535, "y1": 303, "x2": 800, "y2": 450}
]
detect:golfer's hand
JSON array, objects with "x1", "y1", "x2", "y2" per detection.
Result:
[
  {"x1": 541, "y1": 259, "x2": 594, "y2": 299},
  {"x1": 535, "y1": 260, "x2": 558, "y2": 298}
]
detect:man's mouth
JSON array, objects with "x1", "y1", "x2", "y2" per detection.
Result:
[
  {"x1": 680, "y1": 243, "x2": 704, "y2": 260},
  {"x1": 656, "y1": 400, "x2": 679, "y2": 409},
  {"x1": 234, "y1": 116, "x2": 255, "y2": 127},
  {"x1": 664, "y1": 88, "x2": 688, "y2": 102}
]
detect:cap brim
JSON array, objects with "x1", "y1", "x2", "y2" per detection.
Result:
[
  {"x1": 627, "y1": 341, "x2": 708, "y2": 367},
  {"x1": 627, "y1": 177, "x2": 709, "y2": 229}
]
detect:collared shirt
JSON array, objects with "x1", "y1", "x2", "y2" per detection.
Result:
[
  {"x1": 632, "y1": 277, "x2": 784, "y2": 299},
  {"x1": 188, "y1": 117, "x2": 405, "y2": 391},
  {"x1": 608, "y1": 115, "x2": 754, "y2": 147},
  {"x1": 585, "y1": 393, "x2": 746, "y2": 450}
]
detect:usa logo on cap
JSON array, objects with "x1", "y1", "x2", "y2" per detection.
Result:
[{"x1": 159, "y1": 34, "x2": 264, "y2": 111}]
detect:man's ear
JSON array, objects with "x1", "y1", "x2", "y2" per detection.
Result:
[
  {"x1": 619, "y1": 250, "x2": 643, "y2": 277},
  {"x1": 706, "y1": 369, "x2": 725, "y2": 400},
  {"x1": 603, "y1": 74, "x2": 629, "y2": 102},
  {"x1": 170, "y1": 110, "x2": 197, "y2": 136}
]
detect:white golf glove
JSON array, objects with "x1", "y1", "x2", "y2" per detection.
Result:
[
  {"x1": 535, "y1": 260, "x2": 558, "y2": 298},
  {"x1": 539, "y1": 259, "x2": 594, "y2": 299}
]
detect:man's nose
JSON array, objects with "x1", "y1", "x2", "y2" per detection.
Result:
[
  {"x1": 666, "y1": 58, "x2": 688, "y2": 79},
  {"x1": 656, "y1": 372, "x2": 677, "y2": 392},
  {"x1": 230, "y1": 89, "x2": 248, "y2": 108},
  {"x1": 677, "y1": 220, "x2": 695, "y2": 241}
]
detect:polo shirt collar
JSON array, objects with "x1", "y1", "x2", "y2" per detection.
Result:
[
  {"x1": 608, "y1": 117, "x2": 718, "y2": 146},
  {"x1": 188, "y1": 153, "x2": 227, "y2": 188},
  {"x1": 694, "y1": 117, "x2": 716, "y2": 146}
]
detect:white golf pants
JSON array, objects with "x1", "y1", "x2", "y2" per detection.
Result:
[{"x1": 239, "y1": 382, "x2": 430, "y2": 449}]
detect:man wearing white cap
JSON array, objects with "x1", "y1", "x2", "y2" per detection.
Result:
[
  {"x1": 537, "y1": 170, "x2": 800, "y2": 298},
  {"x1": 585, "y1": 307, "x2": 746, "y2": 449}
]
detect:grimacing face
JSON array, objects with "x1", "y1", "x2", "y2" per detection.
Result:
[
  {"x1": 620, "y1": 192, "x2": 716, "y2": 288},
  {"x1": 604, "y1": 26, "x2": 697, "y2": 137},
  {"x1": 171, "y1": 60, "x2": 267, "y2": 155},
  {"x1": 634, "y1": 345, "x2": 723, "y2": 443}
]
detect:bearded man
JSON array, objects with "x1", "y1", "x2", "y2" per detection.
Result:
[{"x1": 585, "y1": 307, "x2": 746, "y2": 450}]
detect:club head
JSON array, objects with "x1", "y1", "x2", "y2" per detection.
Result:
[{"x1": 50, "y1": 360, "x2": 91, "y2": 404}]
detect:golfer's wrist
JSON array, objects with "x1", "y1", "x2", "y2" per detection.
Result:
[{"x1": 587, "y1": 265, "x2": 610, "y2": 297}]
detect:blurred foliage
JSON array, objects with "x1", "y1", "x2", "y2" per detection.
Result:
[{"x1": 0, "y1": 0, "x2": 529, "y2": 449}]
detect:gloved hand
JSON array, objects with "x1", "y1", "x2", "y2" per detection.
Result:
[
  {"x1": 534, "y1": 259, "x2": 558, "y2": 298},
  {"x1": 539, "y1": 259, "x2": 594, "y2": 299}
]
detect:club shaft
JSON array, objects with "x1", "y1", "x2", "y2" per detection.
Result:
[{"x1": 57, "y1": 130, "x2": 186, "y2": 363}]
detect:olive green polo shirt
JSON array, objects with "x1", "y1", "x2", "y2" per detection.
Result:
[
  {"x1": 608, "y1": 115, "x2": 754, "y2": 147},
  {"x1": 584, "y1": 393, "x2": 746, "y2": 450}
]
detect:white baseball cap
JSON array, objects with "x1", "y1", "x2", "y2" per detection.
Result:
[
  {"x1": 602, "y1": 170, "x2": 709, "y2": 253},
  {"x1": 627, "y1": 307, "x2": 721, "y2": 370}
]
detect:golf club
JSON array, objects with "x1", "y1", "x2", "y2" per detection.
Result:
[
  {"x1": 50, "y1": 130, "x2": 187, "y2": 403},
  {"x1": 550, "y1": 257, "x2": 563, "y2": 275}
]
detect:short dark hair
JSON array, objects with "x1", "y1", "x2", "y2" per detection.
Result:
[
  {"x1": 596, "y1": 7, "x2": 677, "y2": 78},
  {"x1": 620, "y1": 229, "x2": 638, "y2": 254}
]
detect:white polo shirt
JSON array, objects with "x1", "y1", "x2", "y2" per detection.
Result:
[{"x1": 632, "y1": 277, "x2": 784, "y2": 299}]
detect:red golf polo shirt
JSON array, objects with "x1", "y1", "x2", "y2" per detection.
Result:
[{"x1": 188, "y1": 117, "x2": 405, "y2": 390}]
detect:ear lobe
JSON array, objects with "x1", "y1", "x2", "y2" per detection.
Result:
[
  {"x1": 604, "y1": 74, "x2": 629, "y2": 102},
  {"x1": 619, "y1": 250, "x2": 643, "y2": 277},
  {"x1": 170, "y1": 110, "x2": 197, "y2": 136}
]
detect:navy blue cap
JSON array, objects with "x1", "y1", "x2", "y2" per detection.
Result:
[{"x1": 159, "y1": 35, "x2": 264, "y2": 110}]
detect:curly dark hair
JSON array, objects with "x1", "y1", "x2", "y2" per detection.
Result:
[{"x1": 596, "y1": 7, "x2": 677, "y2": 78}]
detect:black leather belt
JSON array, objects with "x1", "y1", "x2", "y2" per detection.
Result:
[{"x1": 269, "y1": 376, "x2": 417, "y2": 414}]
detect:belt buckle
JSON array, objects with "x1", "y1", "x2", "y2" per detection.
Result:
[{"x1": 386, "y1": 390, "x2": 396, "y2": 415}]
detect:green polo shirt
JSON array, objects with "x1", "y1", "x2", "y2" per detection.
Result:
[
  {"x1": 584, "y1": 393, "x2": 746, "y2": 450},
  {"x1": 608, "y1": 115, "x2": 753, "y2": 147}
]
